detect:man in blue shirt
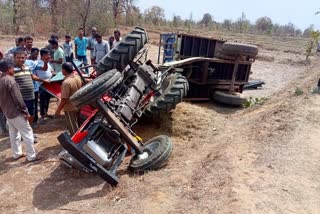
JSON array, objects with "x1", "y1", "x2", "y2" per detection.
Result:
[{"x1": 74, "y1": 28, "x2": 88, "y2": 65}]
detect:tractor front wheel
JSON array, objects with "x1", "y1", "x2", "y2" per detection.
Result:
[{"x1": 128, "y1": 135, "x2": 173, "y2": 172}]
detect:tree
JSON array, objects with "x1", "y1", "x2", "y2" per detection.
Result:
[
  {"x1": 255, "y1": 16, "x2": 273, "y2": 33},
  {"x1": 200, "y1": 13, "x2": 213, "y2": 28},
  {"x1": 70, "y1": 0, "x2": 91, "y2": 34},
  {"x1": 295, "y1": 29, "x2": 302, "y2": 37},
  {"x1": 235, "y1": 12, "x2": 250, "y2": 33},
  {"x1": 50, "y1": 0, "x2": 59, "y2": 33},
  {"x1": 144, "y1": 6, "x2": 165, "y2": 25},
  {"x1": 306, "y1": 31, "x2": 320, "y2": 60},
  {"x1": 12, "y1": 0, "x2": 29, "y2": 34},
  {"x1": 303, "y1": 25, "x2": 315, "y2": 37},
  {"x1": 125, "y1": 5, "x2": 141, "y2": 26},
  {"x1": 283, "y1": 22, "x2": 296, "y2": 36},
  {"x1": 172, "y1": 15, "x2": 183, "y2": 28},
  {"x1": 112, "y1": 0, "x2": 135, "y2": 26},
  {"x1": 184, "y1": 13, "x2": 194, "y2": 30},
  {"x1": 222, "y1": 19, "x2": 232, "y2": 31}
]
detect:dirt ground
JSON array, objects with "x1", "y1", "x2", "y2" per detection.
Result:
[{"x1": 1, "y1": 31, "x2": 320, "y2": 214}]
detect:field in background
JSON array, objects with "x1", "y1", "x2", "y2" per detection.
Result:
[{"x1": 1, "y1": 28, "x2": 320, "y2": 213}]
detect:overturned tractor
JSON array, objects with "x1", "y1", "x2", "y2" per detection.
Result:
[{"x1": 58, "y1": 27, "x2": 188, "y2": 185}]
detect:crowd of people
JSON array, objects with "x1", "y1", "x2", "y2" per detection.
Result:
[{"x1": 0, "y1": 27, "x2": 122, "y2": 162}]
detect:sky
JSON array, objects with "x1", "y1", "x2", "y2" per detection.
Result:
[{"x1": 137, "y1": 0, "x2": 320, "y2": 30}]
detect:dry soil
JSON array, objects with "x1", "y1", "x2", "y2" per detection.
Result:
[{"x1": 0, "y1": 31, "x2": 319, "y2": 214}]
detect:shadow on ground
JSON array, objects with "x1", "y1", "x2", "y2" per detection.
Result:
[
  {"x1": 0, "y1": 135, "x2": 10, "y2": 152},
  {"x1": 0, "y1": 144, "x2": 61, "y2": 176},
  {"x1": 198, "y1": 102, "x2": 243, "y2": 115},
  {"x1": 32, "y1": 164, "x2": 113, "y2": 210},
  {"x1": 33, "y1": 117, "x2": 66, "y2": 134}
]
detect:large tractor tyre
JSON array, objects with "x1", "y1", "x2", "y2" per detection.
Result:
[
  {"x1": 212, "y1": 91, "x2": 247, "y2": 106},
  {"x1": 222, "y1": 42, "x2": 258, "y2": 57},
  {"x1": 128, "y1": 135, "x2": 173, "y2": 172},
  {"x1": 144, "y1": 73, "x2": 189, "y2": 118},
  {"x1": 70, "y1": 69, "x2": 122, "y2": 108},
  {"x1": 96, "y1": 27, "x2": 148, "y2": 76},
  {"x1": 0, "y1": 112, "x2": 8, "y2": 135}
]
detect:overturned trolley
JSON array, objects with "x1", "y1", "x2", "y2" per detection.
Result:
[{"x1": 158, "y1": 33, "x2": 258, "y2": 105}]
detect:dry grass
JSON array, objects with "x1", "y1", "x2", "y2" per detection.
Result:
[{"x1": 1, "y1": 28, "x2": 319, "y2": 213}]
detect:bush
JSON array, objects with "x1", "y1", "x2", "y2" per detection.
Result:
[{"x1": 243, "y1": 97, "x2": 268, "y2": 108}]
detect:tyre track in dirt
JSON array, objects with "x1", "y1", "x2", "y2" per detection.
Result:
[{"x1": 154, "y1": 60, "x2": 320, "y2": 214}]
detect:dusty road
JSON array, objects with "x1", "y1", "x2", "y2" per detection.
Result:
[{"x1": 0, "y1": 36, "x2": 320, "y2": 213}]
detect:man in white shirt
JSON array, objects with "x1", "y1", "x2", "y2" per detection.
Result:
[
  {"x1": 94, "y1": 34, "x2": 110, "y2": 64},
  {"x1": 34, "y1": 49, "x2": 55, "y2": 124},
  {"x1": 113, "y1": 30, "x2": 122, "y2": 48}
]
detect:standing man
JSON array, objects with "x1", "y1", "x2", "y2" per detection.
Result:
[
  {"x1": 26, "y1": 47, "x2": 40, "y2": 125},
  {"x1": 5, "y1": 37, "x2": 25, "y2": 59},
  {"x1": 46, "y1": 34, "x2": 59, "y2": 59},
  {"x1": 0, "y1": 60, "x2": 38, "y2": 162},
  {"x1": 94, "y1": 34, "x2": 110, "y2": 64},
  {"x1": 13, "y1": 48, "x2": 49, "y2": 125},
  {"x1": 28, "y1": 48, "x2": 40, "y2": 61},
  {"x1": 63, "y1": 35, "x2": 73, "y2": 62},
  {"x1": 24, "y1": 36, "x2": 33, "y2": 58},
  {"x1": 55, "y1": 62, "x2": 83, "y2": 136},
  {"x1": 87, "y1": 27, "x2": 97, "y2": 65},
  {"x1": 0, "y1": 51, "x2": 9, "y2": 135},
  {"x1": 113, "y1": 30, "x2": 122, "y2": 48},
  {"x1": 49, "y1": 39, "x2": 64, "y2": 73},
  {"x1": 34, "y1": 49, "x2": 55, "y2": 124},
  {"x1": 108, "y1": 36, "x2": 115, "y2": 49},
  {"x1": 74, "y1": 28, "x2": 88, "y2": 65}
]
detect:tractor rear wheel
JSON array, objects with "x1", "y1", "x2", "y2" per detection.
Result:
[
  {"x1": 144, "y1": 73, "x2": 189, "y2": 118},
  {"x1": 96, "y1": 27, "x2": 148, "y2": 75},
  {"x1": 222, "y1": 42, "x2": 258, "y2": 57},
  {"x1": 212, "y1": 91, "x2": 247, "y2": 106}
]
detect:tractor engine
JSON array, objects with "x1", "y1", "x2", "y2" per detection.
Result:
[{"x1": 114, "y1": 64, "x2": 157, "y2": 122}]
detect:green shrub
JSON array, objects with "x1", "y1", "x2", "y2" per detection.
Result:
[{"x1": 243, "y1": 97, "x2": 268, "y2": 108}]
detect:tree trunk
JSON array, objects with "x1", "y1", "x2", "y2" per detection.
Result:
[
  {"x1": 51, "y1": 0, "x2": 59, "y2": 33},
  {"x1": 112, "y1": 0, "x2": 120, "y2": 26},
  {"x1": 82, "y1": 0, "x2": 91, "y2": 35},
  {"x1": 12, "y1": 0, "x2": 19, "y2": 34}
]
